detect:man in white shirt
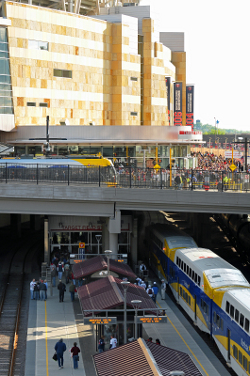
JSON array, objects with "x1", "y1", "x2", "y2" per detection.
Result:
[
  {"x1": 109, "y1": 335, "x2": 117, "y2": 349},
  {"x1": 161, "y1": 279, "x2": 166, "y2": 300},
  {"x1": 140, "y1": 280, "x2": 146, "y2": 290},
  {"x1": 30, "y1": 278, "x2": 36, "y2": 300}
]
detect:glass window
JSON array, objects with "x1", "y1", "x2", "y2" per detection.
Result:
[
  {"x1": 192, "y1": 270, "x2": 194, "y2": 280},
  {"x1": 27, "y1": 102, "x2": 36, "y2": 106},
  {"x1": 230, "y1": 305, "x2": 234, "y2": 319},
  {"x1": 118, "y1": 232, "x2": 128, "y2": 244},
  {"x1": 243, "y1": 356, "x2": 247, "y2": 370},
  {"x1": 233, "y1": 345, "x2": 238, "y2": 359},
  {"x1": 213, "y1": 312, "x2": 216, "y2": 323},
  {"x1": 186, "y1": 265, "x2": 189, "y2": 275},
  {"x1": 220, "y1": 318, "x2": 223, "y2": 330},
  {"x1": 239, "y1": 351, "x2": 242, "y2": 364},
  {"x1": 235, "y1": 309, "x2": 239, "y2": 322},
  {"x1": 0, "y1": 28, "x2": 7, "y2": 42},
  {"x1": 216, "y1": 314, "x2": 220, "y2": 327},
  {"x1": 245, "y1": 318, "x2": 249, "y2": 332},
  {"x1": 188, "y1": 296, "x2": 191, "y2": 305},
  {"x1": 53, "y1": 69, "x2": 72, "y2": 78},
  {"x1": 181, "y1": 261, "x2": 183, "y2": 270},
  {"x1": 184, "y1": 263, "x2": 186, "y2": 273},
  {"x1": 0, "y1": 42, "x2": 8, "y2": 52},
  {"x1": 226, "y1": 301, "x2": 230, "y2": 314},
  {"x1": 198, "y1": 276, "x2": 201, "y2": 286},
  {"x1": 180, "y1": 286, "x2": 182, "y2": 295},
  {"x1": 240, "y1": 314, "x2": 244, "y2": 327},
  {"x1": 194, "y1": 273, "x2": 197, "y2": 283},
  {"x1": 28, "y1": 40, "x2": 49, "y2": 51},
  {"x1": 189, "y1": 268, "x2": 192, "y2": 277},
  {"x1": 39, "y1": 103, "x2": 48, "y2": 107}
]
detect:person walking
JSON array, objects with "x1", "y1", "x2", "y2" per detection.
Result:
[
  {"x1": 55, "y1": 338, "x2": 66, "y2": 369},
  {"x1": 152, "y1": 282, "x2": 159, "y2": 303},
  {"x1": 69, "y1": 281, "x2": 75, "y2": 302},
  {"x1": 98, "y1": 336, "x2": 105, "y2": 353},
  {"x1": 161, "y1": 279, "x2": 166, "y2": 300},
  {"x1": 51, "y1": 267, "x2": 57, "y2": 287},
  {"x1": 57, "y1": 262, "x2": 64, "y2": 280},
  {"x1": 109, "y1": 335, "x2": 117, "y2": 349},
  {"x1": 44, "y1": 279, "x2": 48, "y2": 300},
  {"x1": 57, "y1": 280, "x2": 66, "y2": 302},
  {"x1": 146, "y1": 285, "x2": 154, "y2": 300},
  {"x1": 30, "y1": 278, "x2": 36, "y2": 300},
  {"x1": 70, "y1": 342, "x2": 80, "y2": 369}
]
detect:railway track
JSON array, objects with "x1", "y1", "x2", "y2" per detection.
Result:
[{"x1": 0, "y1": 235, "x2": 42, "y2": 376}]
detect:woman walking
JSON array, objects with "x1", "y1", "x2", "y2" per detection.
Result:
[{"x1": 70, "y1": 342, "x2": 81, "y2": 369}]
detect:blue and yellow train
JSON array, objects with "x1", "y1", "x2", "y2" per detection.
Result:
[{"x1": 147, "y1": 223, "x2": 250, "y2": 376}]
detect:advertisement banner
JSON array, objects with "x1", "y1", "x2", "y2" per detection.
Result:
[
  {"x1": 165, "y1": 77, "x2": 171, "y2": 124},
  {"x1": 174, "y1": 82, "x2": 182, "y2": 126},
  {"x1": 186, "y1": 85, "x2": 194, "y2": 128}
]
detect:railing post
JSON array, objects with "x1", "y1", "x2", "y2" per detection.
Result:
[
  {"x1": 37, "y1": 164, "x2": 39, "y2": 185},
  {"x1": 6, "y1": 162, "x2": 7, "y2": 184},
  {"x1": 130, "y1": 166, "x2": 132, "y2": 188},
  {"x1": 160, "y1": 168, "x2": 162, "y2": 189},
  {"x1": 68, "y1": 165, "x2": 70, "y2": 185},
  {"x1": 99, "y1": 165, "x2": 101, "y2": 187}
]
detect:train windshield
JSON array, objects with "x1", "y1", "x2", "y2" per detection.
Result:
[{"x1": 167, "y1": 237, "x2": 197, "y2": 250}]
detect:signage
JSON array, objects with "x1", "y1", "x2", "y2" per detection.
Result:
[
  {"x1": 174, "y1": 82, "x2": 182, "y2": 126},
  {"x1": 230, "y1": 164, "x2": 237, "y2": 172},
  {"x1": 225, "y1": 151, "x2": 242, "y2": 159},
  {"x1": 186, "y1": 85, "x2": 194, "y2": 129},
  {"x1": 165, "y1": 77, "x2": 171, "y2": 124},
  {"x1": 136, "y1": 316, "x2": 167, "y2": 324},
  {"x1": 79, "y1": 242, "x2": 85, "y2": 248},
  {"x1": 84, "y1": 317, "x2": 117, "y2": 325}
]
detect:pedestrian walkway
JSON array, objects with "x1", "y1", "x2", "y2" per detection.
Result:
[
  {"x1": 25, "y1": 287, "x2": 86, "y2": 376},
  {"x1": 143, "y1": 288, "x2": 232, "y2": 376}
]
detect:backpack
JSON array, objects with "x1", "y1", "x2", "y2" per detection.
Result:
[{"x1": 148, "y1": 288, "x2": 153, "y2": 295}]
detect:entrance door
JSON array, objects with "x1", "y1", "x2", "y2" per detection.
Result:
[{"x1": 227, "y1": 328, "x2": 231, "y2": 362}]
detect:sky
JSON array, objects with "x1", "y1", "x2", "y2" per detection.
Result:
[{"x1": 141, "y1": 0, "x2": 250, "y2": 131}]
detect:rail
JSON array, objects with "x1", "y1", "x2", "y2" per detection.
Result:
[{"x1": 0, "y1": 164, "x2": 250, "y2": 192}]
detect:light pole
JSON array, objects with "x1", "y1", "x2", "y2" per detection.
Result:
[
  {"x1": 131, "y1": 300, "x2": 142, "y2": 340},
  {"x1": 95, "y1": 234, "x2": 102, "y2": 255},
  {"x1": 104, "y1": 250, "x2": 112, "y2": 274},
  {"x1": 121, "y1": 281, "x2": 130, "y2": 344}
]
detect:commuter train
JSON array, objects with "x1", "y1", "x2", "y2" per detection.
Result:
[
  {"x1": 0, "y1": 155, "x2": 117, "y2": 185},
  {"x1": 147, "y1": 223, "x2": 250, "y2": 376}
]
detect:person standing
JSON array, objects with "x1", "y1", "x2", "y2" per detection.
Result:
[
  {"x1": 57, "y1": 280, "x2": 66, "y2": 302},
  {"x1": 39, "y1": 280, "x2": 47, "y2": 301},
  {"x1": 57, "y1": 262, "x2": 64, "y2": 280},
  {"x1": 161, "y1": 279, "x2": 166, "y2": 300},
  {"x1": 69, "y1": 281, "x2": 75, "y2": 302},
  {"x1": 30, "y1": 278, "x2": 36, "y2": 300},
  {"x1": 34, "y1": 282, "x2": 40, "y2": 300},
  {"x1": 155, "y1": 338, "x2": 161, "y2": 345},
  {"x1": 98, "y1": 336, "x2": 105, "y2": 353},
  {"x1": 51, "y1": 267, "x2": 57, "y2": 287},
  {"x1": 44, "y1": 279, "x2": 48, "y2": 300},
  {"x1": 152, "y1": 282, "x2": 159, "y2": 303},
  {"x1": 55, "y1": 338, "x2": 66, "y2": 369},
  {"x1": 70, "y1": 342, "x2": 80, "y2": 369},
  {"x1": 109, "y1": 335, "x2": 117, "y2": 349}
]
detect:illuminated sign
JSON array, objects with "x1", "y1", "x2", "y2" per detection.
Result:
[
  {"x1": 136, "y1": 316, "x2": 167, "y2": 324},
  {"x1": 79, "y1": 242, "x2": 85, "y2": 248},
  {"x1": 84, "y1": 317, "x2": 117, "y2": 325}
]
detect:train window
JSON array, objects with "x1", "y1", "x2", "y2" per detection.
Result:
[
  {"x1": 233, "y1": 345, "x2": 238, "y2": 359},
  {"x1": 216, "y1": 314, "x2": 220, "y2": 327},
  {"x1": 177, "y1": 257, "x2": 179, "y2": 265},
  {"x1": 194, "y1": 273, "x2": 197, "y2": 283},
  {"x1": 198, "y1": 276, "x2": 201, "y2": 286},
  {"x1": 230, "y1": 305, "x2": 234, "y2": 319},
  {"x1": 240, "y1": 314, "x2": 244, "y2": 327},
  {"x1": 187, "y1": 265, "x2": 189, "y2": 274},
  {"x1": 235, "y1": 309, "x2": 239, "y2": 322},
  {"x1": 226, "y1": 301, "x2": 230, "y2": 314},
  {"x1": 213, "y1": 312, "x2": 216, "y2": 323},
  {"x1": 183, "y1": 291, "x2": 186, "y2": 299},
  {"x1": 181, "y1": 261, "x2": 183, "y2": 270},
  {"x1": 188, "y1": 296, "x2": 191, "y2": 306},
  {"x1": 243, "y1": 356, "x2": 247, "y2": 371},
  {"x1": 239, "y1": 351, "x2": 242, "y2": 364},
  {"x1": 192, "y1": 271, "x2": 194, "y2": 280},
  {"x1": 220, "y1": 318, "x2": 223, "y2": 330},
  {"x1": 245, "y1": 318, "x2": 249, "y2": 332},
  {"x1": 180, "y1": 287, "x2": 182, "y2": 295},
  {"x1": 184, "y1": 263, "x2": 186, "y2": 273}
]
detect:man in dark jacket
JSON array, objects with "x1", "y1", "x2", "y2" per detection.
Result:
[
  {"x1": 57, "y1": 280, "x2": 66, "y2": 302},
  {"x1": 39, "y1": 280, "x2": 47, "y2": 301},
  {"x1": 51, "y1": 267, "x2": 57, "y2": 287},
  {"x1": 55, "y1": 338, "x2": 66, "y2": 369}
]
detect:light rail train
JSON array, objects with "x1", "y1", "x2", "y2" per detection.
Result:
[
  {"x1": 0, "y1": 155, "x2": 117, "y2": 185},
  {"x1": 147, "y1": 223, "x2": 250, "y2": 376}
]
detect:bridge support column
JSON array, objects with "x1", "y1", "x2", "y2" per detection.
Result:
[
  {"x1": 193, "y1": 213, "x2": 212, "y2": 249},
  {"x1": 130, "y1": 217, "x2": 138, "y2": 267},
  {"x1": 11, "y1": 214, "x2": 21, "y2": 238},
  {"x1": 108, "y1": 210, "x2": 121, "y2": 256}
]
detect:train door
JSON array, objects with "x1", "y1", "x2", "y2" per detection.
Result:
[{"x1": 227, "y1": 328, "x2": 231, "y2": 362}]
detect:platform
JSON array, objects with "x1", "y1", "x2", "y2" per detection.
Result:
[{"x1": 24, "y1": 282, "x2": 233, "y2": 376}]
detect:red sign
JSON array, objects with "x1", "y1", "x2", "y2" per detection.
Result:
[{"x1": 79, "y1": 242, "x2": 85, "y2": 248}]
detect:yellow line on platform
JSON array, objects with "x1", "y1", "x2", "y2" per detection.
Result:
[
  {"x1": 157, "y1": 301, "x2": 209, "y2": 376},
  {"x1": 45, "y1": 301, "x2": 49, "y2": 376}
]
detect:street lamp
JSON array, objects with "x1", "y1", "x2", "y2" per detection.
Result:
[
  {"x1": 104, "y1": 250, "x2": 112, "y2": 274},
  {"x1": 95, "y1": 234, "x2": 102, "y2": 255},
  {"x1": 131, "y1": 300, "x2": 142, "y2": 340},
  {"x1": 121, "y1": 281, "x2": 130, "y2": 344}
]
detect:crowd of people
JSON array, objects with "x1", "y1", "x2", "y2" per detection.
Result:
[{"x1": 192, "y1": 151, "x2": 249, "y2": 172}]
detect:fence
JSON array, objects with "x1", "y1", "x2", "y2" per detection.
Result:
[{"x1": 0, "y1": 164, "x2": 249, "y2": 192}]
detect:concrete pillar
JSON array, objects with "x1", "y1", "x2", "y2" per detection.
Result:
[
  {"x1": 130, "y1": 217, "x2": 138, "y2": 267},
  {"x1": 44, "y1": 217, "x2": 49, "y2": 265},
  {"x1": 101, "y1": 218, "x2": 109, "y2": 253},
  {"x1": 10, "y1": 214, "x2": 21, "y2": 238},
  {"x1": 193, "y1": 213, "x2": 212, "y2": 249},
  {"x1": 30, "y1": 214, "x2": 41, "y2": 231},
  {"x1": 108, "y1": 210, "x2": 121, "y2": 256}
]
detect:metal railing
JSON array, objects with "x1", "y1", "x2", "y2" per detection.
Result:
[{"x1": 0, "y1": 164, "x2": 249, "y2": 192}]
